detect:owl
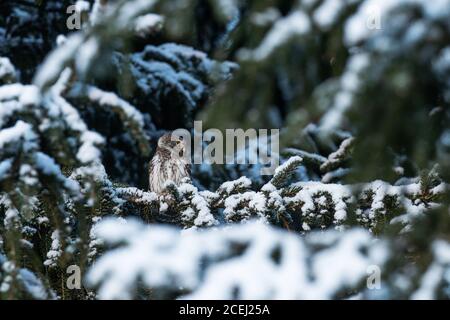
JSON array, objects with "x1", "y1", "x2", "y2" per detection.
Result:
[{"x1": 148, "y1": 132, "x2": 191, "y2": 194}]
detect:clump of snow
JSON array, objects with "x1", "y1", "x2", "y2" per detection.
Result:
[
  {"x1": 76, "y1": 38, "x2": 99, "y2": 75},
  {"x1": 134, "y1": 14, "x2": 164, "y2": 37},
  {"x1": 77, "y1": 131, "x2": 104, "y2": 164},
  {"x1": 313, "y1": 0, "x2": 345, "y2": 30},
  {"x1": 0, "y1": 159, "x2": 13, "y2": 180},
  {"x1": 0, "y1": 121, "x2": 37, "y2": 151},
  {"x1": 216, "y1": 0, "x2": 240, "y2": 20},
  {"x1": 75, "y1": 1, "x2": 91, "y2": 13},
  {"x1": 34, "y1": 152, "x2": 62, "y2": 176}
]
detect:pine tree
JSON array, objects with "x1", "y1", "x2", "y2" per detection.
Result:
[{"x1": 1, "y1": 0, "x2": 450, "y2": 300}]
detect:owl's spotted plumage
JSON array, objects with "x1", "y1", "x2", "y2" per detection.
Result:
[{"x1": 149, "y1": 132, "x2": 191, "y2": 194}]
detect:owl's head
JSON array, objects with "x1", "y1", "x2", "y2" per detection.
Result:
[{"x1": 157, "y1": 132, "x2": 187, "y2": 158}]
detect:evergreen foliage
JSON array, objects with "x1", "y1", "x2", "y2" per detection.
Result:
[{"x1": 0, "y1": 0, "x2": 450, "y2": 300}]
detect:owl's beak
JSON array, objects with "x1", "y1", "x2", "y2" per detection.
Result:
[{"x1": 169, "y1": 141, "x2": 178, "y2": 148}]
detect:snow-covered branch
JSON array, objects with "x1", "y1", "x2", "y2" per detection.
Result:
[{"x1": 87, "y1": 219, "x2": 388, "y2": 299}]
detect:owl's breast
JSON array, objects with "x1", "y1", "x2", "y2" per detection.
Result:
[{"x1": 149, "y1": 153, "x2": 190, "y2": 194}]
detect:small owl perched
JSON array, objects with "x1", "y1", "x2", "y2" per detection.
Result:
[{"x1": 148, "y1": 132, "x2": 191, "y2": 194}]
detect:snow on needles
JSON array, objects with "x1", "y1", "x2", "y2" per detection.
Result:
[
  {"x1": 134, "y1": 14, "x2": 164, "y2": 37},
  {"x1": 0, "y1": 120, "x2": 37, "y2": 151},
  {"x1": 85, "y1": 86, "x2": 145, "y2": 127},
  {"x1": 345, "y1": 0, "x2": 450, "y2": 46},
  {"x1": 87, "y1": 219, "x2": 388, "y2": 299},
  {"x1": 240, "y1": 11, "x2": 310, "y2": 61},
  {"x1": 0, "y1": 57, "x2": 16, "y2": 82},
  {"x1": 412, "y1": 240, "x2": 450, "y2": 299}
]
